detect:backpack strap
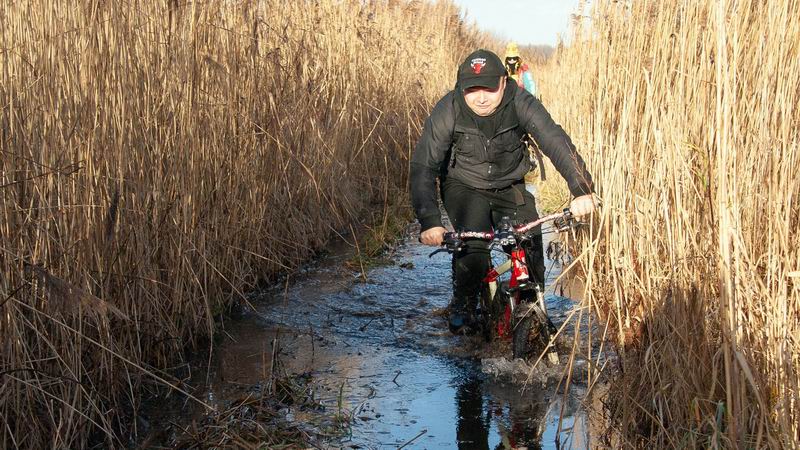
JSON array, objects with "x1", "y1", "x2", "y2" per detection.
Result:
[
  {"x1": 448, "y1": 95, "x2": 461, "y2": 168},
  {"x1": 513, "y1": 93, "x2": 547, "y2": 182},
  {"x1": 526, "y1": 135, "x2": 547, "y2": 181}
]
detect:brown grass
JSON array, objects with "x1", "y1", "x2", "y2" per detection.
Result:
[
  {"x1": 0, "y1": 0, "x2": 484, "y2": 447},
  {"x1": 538, "y1": 0, "x2": 800, "y2": 447}
]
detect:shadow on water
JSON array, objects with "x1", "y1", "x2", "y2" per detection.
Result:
[{"x1": 141, "y1": 225, "x2": 596, "y2": 449}]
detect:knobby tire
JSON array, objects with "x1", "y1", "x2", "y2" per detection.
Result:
[{"x1": 512, "y1": 303, "x2": 556, "y2": 361}]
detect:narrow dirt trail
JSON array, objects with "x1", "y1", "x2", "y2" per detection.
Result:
[{"x1": 144, "y1": 226, "x2": 595, "y2": 449}]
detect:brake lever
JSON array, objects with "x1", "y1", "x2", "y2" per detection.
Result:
[
  {"x1": 428, "y1": 236, "x2": 464, "y2": 258},
  {"x1": 428, "y1": 248, "x2": 450, "y2": 258},
  {"x1": 554, "y1": 209, "x2": 585, "y2": 232},
  {"x1": 555, "y1": 217, "x2": 588, "y2": 232}
]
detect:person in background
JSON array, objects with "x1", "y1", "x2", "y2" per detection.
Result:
[
  {"x1": 410, "y1": 49, "x2": 595, "y2": 333},
  {"x1": 504, "y1": 42, "x2": 537, "y2": 98},
  {"x1": 504, "y1": 42, "x2": 543, "y2": 196}
]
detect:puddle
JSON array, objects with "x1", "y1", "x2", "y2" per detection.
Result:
[{"x1": 140, "y1": 227, "x2": 599, "y2": 449}]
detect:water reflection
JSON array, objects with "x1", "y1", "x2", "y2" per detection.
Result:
[
  {"x1": 456, "y1": 377, "x2": 491, "y2": 449},
  {"x1": 454, "y1": 369, "x2": 549, "y2": 450}
]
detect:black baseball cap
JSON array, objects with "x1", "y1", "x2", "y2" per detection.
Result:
[{"x1": 457, "y1": 49, "x2": 507, "y2": 90}]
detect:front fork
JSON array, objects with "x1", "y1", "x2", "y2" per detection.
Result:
[{"x1": 508, "y1": 248, "x2": 534, "y2": 313}]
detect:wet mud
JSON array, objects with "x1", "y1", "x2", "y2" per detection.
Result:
[{"x1": 141, "y1": 226, "x2": 600, "y2": 449}]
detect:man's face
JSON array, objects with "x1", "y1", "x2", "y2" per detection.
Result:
[{"x1": 463, "y1": 77, "x2": 506, "y2": 117}]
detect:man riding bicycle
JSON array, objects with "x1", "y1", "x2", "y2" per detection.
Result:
[{"x1": 410, "y1": 48, "x2": 595, "y2": 334}]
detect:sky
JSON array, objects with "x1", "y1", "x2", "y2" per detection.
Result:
[{"x1": 451, "y1": 0, "x2": 584, "y2": 47}]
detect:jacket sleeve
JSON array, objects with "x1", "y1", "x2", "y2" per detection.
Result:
[
  {"x1": 516, "y1": 89, "x2": 593, "y2": 197},
  {"x1": 409, "y1": 93, "x2": 455, "y2": 231}
]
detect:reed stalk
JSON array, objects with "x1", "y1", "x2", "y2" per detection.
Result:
[
  {"x1": 539, "y1": 0, "x2": 800, "y2": 446},
  {"x1": 0, "y1": 1, "x2": 484, "y2": 447}
]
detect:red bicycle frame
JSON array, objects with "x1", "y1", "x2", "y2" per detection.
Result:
[{"x1": 482, "y1": 248, "x2": 529, "y2": 339}]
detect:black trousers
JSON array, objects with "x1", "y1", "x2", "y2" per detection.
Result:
[{"x1": 441, "y1": 177, "x2": 545, "y2": 308}]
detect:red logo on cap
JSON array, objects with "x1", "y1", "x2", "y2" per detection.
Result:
[{"x1": 470, "y1": 57, "x2": 486, "y2": 74}]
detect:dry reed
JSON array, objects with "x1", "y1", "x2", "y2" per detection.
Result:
[
  {"x1": 539, "y1": 0, "x2": 800, "y2": 447},
  {"x1": 0, "y1": 0, "x2": 483, "y2": 447}
]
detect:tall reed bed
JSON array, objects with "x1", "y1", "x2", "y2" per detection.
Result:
[
  {"x1": 539, "y1": 0, "x2": 799, "y2": 447},
  {"x1": 0, "y1": 0, "x2": 479, "y2": 447}
]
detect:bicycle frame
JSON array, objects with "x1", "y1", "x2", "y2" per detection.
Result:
[{"x1": 482, "y1": 247, "x2": 531, "y2": 339}]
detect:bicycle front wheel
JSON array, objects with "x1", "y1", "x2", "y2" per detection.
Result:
[
  {"x1": 512, "y1": 303, "x2": 558, "y2": 364},
  {"x1": 511, "y1": 309, "x2": 537, "y2": 359}
]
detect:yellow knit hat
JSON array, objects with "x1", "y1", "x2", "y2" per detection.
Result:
[{"x1": 504, "y1": 42, "x2": 520, "y2": 59}]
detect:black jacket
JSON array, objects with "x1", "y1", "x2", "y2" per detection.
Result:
[{"x1": 410, "y1": 82, "x2": 593, "y2": 231}]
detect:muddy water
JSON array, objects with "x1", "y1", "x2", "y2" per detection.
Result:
[{"x1": 152, "y1": 228, "x2": 595, "y2": 449}]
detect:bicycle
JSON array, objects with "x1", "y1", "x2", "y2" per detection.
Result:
[{"x1": 429, "y1": 209, "x2": 581, "y2": 365}]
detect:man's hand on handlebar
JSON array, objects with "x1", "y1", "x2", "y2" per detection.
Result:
[
  {"x1": 570, "y1": 194, "x2": 598, "y2": 221},
  {"x1": 420, "y1": 226, "x2": 448, "y2": 246}
]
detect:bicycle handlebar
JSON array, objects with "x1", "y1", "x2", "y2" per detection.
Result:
[
  {"x1": 429, "y1": 209, "x2": 581, "y2": 257},
  {"x1": 446, "y1": 208, "x2": 574, "y2": 241}
]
